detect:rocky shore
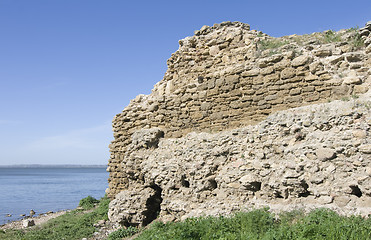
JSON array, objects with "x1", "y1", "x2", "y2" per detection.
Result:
[
  {"x1": 0, "y1": 210, "x2": 69, "y2": 230},
  {"x1": 0, "y1": 206, "x2": 119, "y2": 240}
]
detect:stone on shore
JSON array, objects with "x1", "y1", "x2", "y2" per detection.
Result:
[{"x1": 22, "y1": 219, "x2": 35, "y2": 227}]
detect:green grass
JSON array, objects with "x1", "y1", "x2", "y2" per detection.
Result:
[
  {"x1": 79, "y1": 195, "x2": 100, "y2": 210},
  {"x1": 258, "y1": 38, "x2": 289, "y2": 51},
  {"x1": 108, "y1": 226, "x2": 139, "y2": 240},
  {"x1": 134, "y1": 208, "x2": 371, "y2": 240},
  {"x1": 0, "y1": 195, "x2": 110, "y2": 240},
  {"x1": 260, "y1": 26, "x2": 365, "y2": 52},
  {"x1": 350, "y1": 33, "x2": 365, "y2": 49},
  {"x1": 3, "y1": 203, "x2": 371, "y2": 240},
  {"x1": 322, "y1": 30, "x2": 342, "y2": 43}
]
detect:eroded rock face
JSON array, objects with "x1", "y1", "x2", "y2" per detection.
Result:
[
  {"x1": 107, "y1": 21, "x2": 371, "y2": 226},
  {"x1": 109, "y1": 92, "x2": 371, "y2": 225},
  {"x1": 108, "y1": 186, "x2": 162, "y2": 227}
]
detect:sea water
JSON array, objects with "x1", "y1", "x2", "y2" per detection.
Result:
[{"x1": 0, "y1": 167, "x2": 108, "y2": 225}]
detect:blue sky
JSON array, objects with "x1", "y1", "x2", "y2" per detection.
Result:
[{"x1": 0, "y1": 0, "x2": 370, "y2": 165}]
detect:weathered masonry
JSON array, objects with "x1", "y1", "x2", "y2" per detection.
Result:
[
  {"x1": 107, "y1": 22, "x2": 371, "y2": 226},
  {"x1": 108, "y1": 22, "x2": 370, "y2": 198}
]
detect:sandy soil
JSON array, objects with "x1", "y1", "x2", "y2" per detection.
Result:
[{"x1": 0, "y1": 210, "x2": 69, "y2": 230}]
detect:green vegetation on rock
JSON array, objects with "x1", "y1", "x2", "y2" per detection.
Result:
[
  {"x1": 258, "y1": 38, "x2": 290, "y2": 51},
  {"x1": 322, "y1": 30, "x2": 342, "y2": 43}
]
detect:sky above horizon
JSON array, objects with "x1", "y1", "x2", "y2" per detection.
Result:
[{"x1": 0, "y1": 0, "x2": 370, "y2": 165}]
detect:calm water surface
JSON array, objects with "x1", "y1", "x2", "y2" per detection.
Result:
[{"x1": 0, "y1": 167, "x2": 108, "y2": 225}]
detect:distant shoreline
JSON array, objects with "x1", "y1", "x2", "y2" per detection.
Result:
[{"x1": 0, "y1": 164, "x2": 107, "y2": 168}]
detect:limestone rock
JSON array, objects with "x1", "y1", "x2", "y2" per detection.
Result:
[
  {"x1": 107, "y1": 21, "x2": 371, "y2": 225},
  {"x1": 22, "y1": 219, "x2": 35, "y2": 227},
  {"x1": 239, "y1": 174, "x2": 261, "y2": 191},
  {"x1": 292, "y1": 55, "x2": 311, "y2": 67},
  {"x1": 209, "y1": 46, "x2": 220, "y2": 56},
  {"x1": 108, "y1": 186, "x2": 162, "y2": 227},
  {"x1": 359, "y1": 144, "x2": 371, "y2": 154},
  {"x1": 316, "y1": 148, "x2": 336, "y2": 161},
  {"x1": 131, "y1": 128, "x2": 164, "y2": 149}
]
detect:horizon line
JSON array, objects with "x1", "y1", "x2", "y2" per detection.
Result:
[{"x1": 0, "y1": 164, "x2": 107, "y2": 168}]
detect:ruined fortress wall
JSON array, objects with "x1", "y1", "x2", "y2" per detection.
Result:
[
  {"x1": 107, "y1": 21, "x2": 371, "y2": 198},
  {"x1": 108, "y1": 97, "x2": 371, "y2": 226}
]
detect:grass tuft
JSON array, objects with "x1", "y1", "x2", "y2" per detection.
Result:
[
  {"x1": 79, "y1": 195, "x2": 99, "y2": 210},
  {"x1": 258, "y1": 39, "x2": 289, "y2": 51},
  {"x1": 108, "y1": 226, "x2": 139, "y2": 240},
  {"x1": 323, "y1": 30, "x2": 342, "y2": 43}
]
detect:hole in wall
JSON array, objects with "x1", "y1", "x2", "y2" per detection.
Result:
[
  {"x1": 246, "y1": 182, "x2": 262, "y2": 192},
  {"x1": 298, "y1": 181, "x2": 310, "y2": 197},
  {"x1": 350, "y1": 185, "x2": 362, "y2": 198},
  {"x1": 181, "y1": 176, "x2": 190, "y2": 188},
  {"x1": 275, "y1": 192, "x2": 284, "y2": 198},
  {"x1": 198, "y1": 76, "x2": 204, "y2": 83},
  {"x1": 142, "y1": 184, "x2": 163, "y2": 226},
  {"x1": 146, "y1": 130, "x2": 165, "y2": 148},
  {"x1": 208, "y1": 179, "x2": 218, "y2": 190}
]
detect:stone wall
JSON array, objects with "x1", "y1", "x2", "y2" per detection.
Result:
[
  {"x1": 107, "y1": 21, "x2": 371, "y2": 201},
  {"x1": 108, "y1": 94, "x2": 371, "y2": 226}
]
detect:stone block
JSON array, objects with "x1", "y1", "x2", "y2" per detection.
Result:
[
  {"x1": 253, "y1": 77, "x2": 265, "y2": 85},
  {"x1": 305, "y1": 92, "x2": 320, "y2": 102},
  {"x1": 265, "y1": 94, "x2": 278, "y2": 101},
  {"x1": 22, "y1": 219, "x2": 35, "y2": 228},
  {"x1": 286, "y1": 95, "x2": 302, "y2": 103},
  {"x1": 225, "y1": 75, "x2": 240, "y2": 84},
  {"x1": 260, "y1": 66, "x2": 274, "y2": 75},
  {"x1": 274, "y1": 60, "x2": 290, "y2": 71},
  {"x1": 280, "y1": 68, "x2": 296, "y2": 79},
  {"x1": 289, "y1": 88, "x2": 301, "y2": 95},
  {"x1": 316, "y1": 148, "x2": 336, "y2": 161},
  {"x1": 209, "y1": 46, "x2": 220, "y2": 56},
  {"x1": 319, "y1": 74, "x2": 332, "y2": 81},
  {"x1": 334, "y1": 196, "x2": 351, "y2": 207},
  {"x1": 304, "y1": 74, "x2": 318, "y2": 82},
  {"x1": 242, "y1": 69, "x2": 260, "y2": 77},
  {"x1": 313, "y1": 49, "x2": 332, "y2": 57},
  {"x1": 264, "y1": 73, "x2": 280, "y2": 82},
  {"x1": 302, "y1": 86, "x2": 315, "y2": 92},
  {"x1": 359, "y1": 144, "x2": 371, "y2": 154},
  {"x1": 343, "y1": 76, "x2": 362, "y2": 85},
  {"x1": 292, "y1": 55, "x2": 311, "y2": 67}
]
